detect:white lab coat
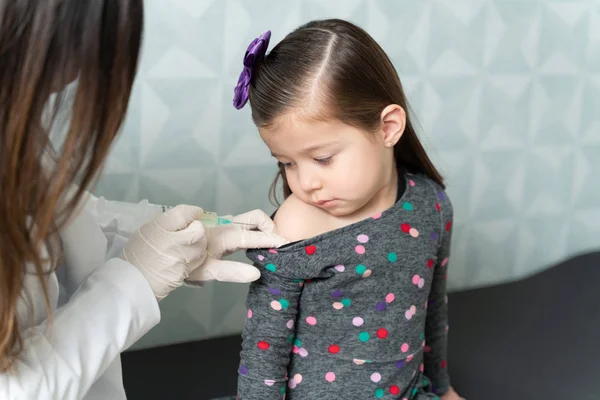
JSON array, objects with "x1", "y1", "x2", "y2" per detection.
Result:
[{"x1": 2, "y1": 194, "x2": 165, "y2": 400}]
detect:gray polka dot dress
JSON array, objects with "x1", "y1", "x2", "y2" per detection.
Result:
[{"x1": 237, "y1": 173, "x2": 453, "y2": 400}]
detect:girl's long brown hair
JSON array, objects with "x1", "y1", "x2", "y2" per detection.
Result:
[
  {"x1": 247, "y1": 19, "x2": 445, "y2": 205},
  {"x1": 0, "y1": 0, "x2": 143, "y2": 371}
]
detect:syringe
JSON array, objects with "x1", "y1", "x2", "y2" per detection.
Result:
[
  {"x1": 199, "y1": 211, "x2": 236, "y2": 228},
  {"x1": 161, "y1": 205, "x2": 251, "y2": 228}
]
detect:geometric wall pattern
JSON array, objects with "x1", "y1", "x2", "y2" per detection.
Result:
[{"x1": 93, "y1": 0, "x2": 600, "y2": 349}]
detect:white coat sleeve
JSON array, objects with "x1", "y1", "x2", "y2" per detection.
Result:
[
  {"x1": 0, "y1": 258, "x2": 160, "y2": 400},
  {"x1": 84, "y1": 193, "x2": 165, "y2": 260}
]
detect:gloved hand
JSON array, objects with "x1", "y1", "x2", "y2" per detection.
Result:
[
  {"x1": 121, "y1": 204, "x2": 208, "y2": 300},
  {"x1": 184, "y1": 209, "x2": 288, "y2": 285}
]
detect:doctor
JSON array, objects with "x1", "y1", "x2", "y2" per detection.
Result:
[{"x1": 0, "y1": 1, "x2": 286, "y2": 399}]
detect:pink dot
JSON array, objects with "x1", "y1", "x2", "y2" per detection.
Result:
[
  {"x1": 306, "y1": 316, "x2": 317, "y2": 325},
  {"x1": 325, "y1": 372, "x2": 336, "y2": 382},
  {"x1": 407, "y1": 354, "x2": 414, "y2": 362},
  {"x1": 401, "y1": 343, "x2": 409, "y2": 352},
  {"x1": 247, "y1": 309, "x2": 253, "y2": 318},
  {"x1": 412, "y1": 274, "x2": 420, "y2": 285},
  {"x1": 287, "y1": 320, "x2": 294, "y2": 329},
  {"x1": 294, "y1": 374, "x2": 303, "y2": 384},
  {"x1": 352, "y1": 317, "x2": 364, "y2": 327},
  {"x1": 270, "y1": 301, "x2": 282, "y2": 311},
  {"x1": 370, "y1": 372, "x2": 382, "y2": 383},
  {"x1": 257, "y1": 255, "x2": 265, "y2": 261},
  {"x1": 410, "y1": 305, "x2": 416, "y2": 314},
  {"x1": 420, "y1": 364, "x2": 424, "y2": 372},
  {"x1": 355, "y1": 245, "x2": 366, "y2": 254},
  {"x1": 299, "y1": 348, "x2": 308, "y2": 357},
  {"x1": 372, "y1": 212, "x2": 382, "y2": 219},
  {"x1": 334, "y1": 265, "x2": 345, "y2": 272},
  {"x1": 333, "y1": 302, "x2": 344, "y2": 310},
  {"x1": 353, "y1": 359, "x2": 366, "y2": 365},
  {"x1": 409, "y1": 179, "x2": 415, "y2": 186},
  {"x1": 441, "y1": 257, "x2": 449, "y2": 267},
  {"x1": 292, "y1": 345, "x2": 300, "y2": 354},
  {"x1": 362, "y1": 269, "x2": 372, "y2": 278},
  {"x1": 385, "y1": 293, "x2": 395, "y2": 303},
  {"x1": 357, "y1": 234, "x2": 369, "y2": 243},
  {"x1": 288, "y1": 378, "x2": 297, "y2": 389},
  {"x1": 425, "y1": 345, "x2": 431, "y2": 353},
  {"x1": 409, "y1": 228, "x2": 419, "y2": 237},
  {"x1": 268, "y1": 249, "x2": 278, "y2": 254},
  {"x1": 405, "y1": 310, "x2": 413, "y2": 320},
  {"x1": 418, "y1": 278, "x2": 425, "y2": 288},
  {"x1": 264, "y1": 379, "x2": 275, "y2": 386}
]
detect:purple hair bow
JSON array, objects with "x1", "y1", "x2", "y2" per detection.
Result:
[{"x1": 233, "y1": 30, "x2": 271, "y2": 110}]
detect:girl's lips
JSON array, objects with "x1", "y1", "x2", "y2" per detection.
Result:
[{"x1": 315, "y1": 199, "x2": 337, "y2": 207}]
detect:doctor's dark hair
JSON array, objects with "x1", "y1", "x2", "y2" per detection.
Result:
[
  {"x1": 0, "y1": 0, "x2": 143, "y2": 371},
  {"x1": 247, "y1": 19, "x2": 444, "y2": 204}
]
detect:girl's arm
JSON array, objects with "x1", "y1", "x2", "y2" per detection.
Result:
[
  {"x1": 424, "y1": 190, "x2": 454, "y2": 396},
  {"x1": 236, "y1": 196, "x2": 317, "y2": 400},
  {"x1": 236, "y1": 260, "x2": 303, "y2": 400}
]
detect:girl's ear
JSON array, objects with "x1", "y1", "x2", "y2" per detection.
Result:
[{"x1": 379, "y1": 104, "x2": 406, "y2": 148}]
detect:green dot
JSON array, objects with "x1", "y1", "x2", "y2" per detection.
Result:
[
  {"x1": 265, "y1": 263, "x2": 276, "y2": 272},
  {"x1": 420, "y1": 332, "x2": 424, "y2": 340},
  {"x1": 294, "y1": 338, "x2": 302, "y2": 347},
  {"x1": 286, "y1": 334, "x2": 294, "y2": 343},
  {"x1": 279, "y1": 299, "x2": 289, "y2": 309},
  {"x1": 356, "y1": 264, "x2": 367, "y2": 274},
  {"x1": 422, "y1": 379, "x2": 428, "y2": 387},
  {"x1": 412, "y1": 387, "x2": 418, "y2": 396},
  {"x1": 341, "y1": 298, "x2": 352, "y2": 307},
  {"x1": 387, "y1": 252, "x2": 397, "y2": 262},
  {"x1": 358, "y1": 332, "x2": 370, "y2": 342},
  {"x1": 402, "y1": 202, "x2": 414, "y2": 211},
  {"x1": 281, "y1": 385, "x2": 286, "y2": 394},
  {"x1": 375, "y1": 388, "x2": 384, "y2": 398}
]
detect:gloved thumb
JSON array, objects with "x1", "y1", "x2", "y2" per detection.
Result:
[
  {"x1": 171, "y1": 220, "x2": 207, "y2": 246},
  {"x1": 155, "y1": 204, "x2": 204, "y2": 232},
  {"x1": 185, "y1": 258, "x2": 261, "y2": 283}
]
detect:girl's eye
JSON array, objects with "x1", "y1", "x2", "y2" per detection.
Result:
[
  {"x1": 279, "y1": 161, "x2": 295, "y2": 169},
  {"x1": 314, "y1": 156, "x2": 333, "y2": 166}
]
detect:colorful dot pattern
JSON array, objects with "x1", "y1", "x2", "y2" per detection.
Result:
[{"x1": 237, "y1": 173, "x2": 453, "y2": 399}]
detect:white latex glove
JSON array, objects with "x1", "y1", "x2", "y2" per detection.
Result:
[
  {"x1": 121, "y1": 204, "x2": 208, "y2": 300},
  {"x1": 184, "y1": 209, "x2": 288, "y2": 285}
]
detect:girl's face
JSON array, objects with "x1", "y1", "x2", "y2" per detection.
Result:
[{"x1": 260, "y1": 113, "x2": 400, "y2": 218}]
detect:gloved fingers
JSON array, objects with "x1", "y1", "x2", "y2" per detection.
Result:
[
  {"x1": 231, "y1": 209, "x2": 277, "y2": 233},
  {"x1": 186, "y1": 254, "x2": 206, "y2": 271},
  {"x1": 185, "y1": 257, "x2": 261, "y2": 283},
  {"x1": 171, "y1": 220, "x2": 207, "y2": 245},
  {"x1": 155, "y1": 204, "x2": 204, "y2": 232},
  {"x1": 174, "y1": 241, "x2": 208, "y2": 265},
  {"x1": 220, "y1": 229, "x2": 289, "y2": 252}
]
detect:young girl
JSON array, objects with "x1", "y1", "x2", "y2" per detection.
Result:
[{"x1": 232, "y1": 19, "x2": 464, "y2": 400}]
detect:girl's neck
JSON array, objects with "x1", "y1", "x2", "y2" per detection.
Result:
[{"x1": 341, "y1": 164, "x2": 399, "y2": 225}]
